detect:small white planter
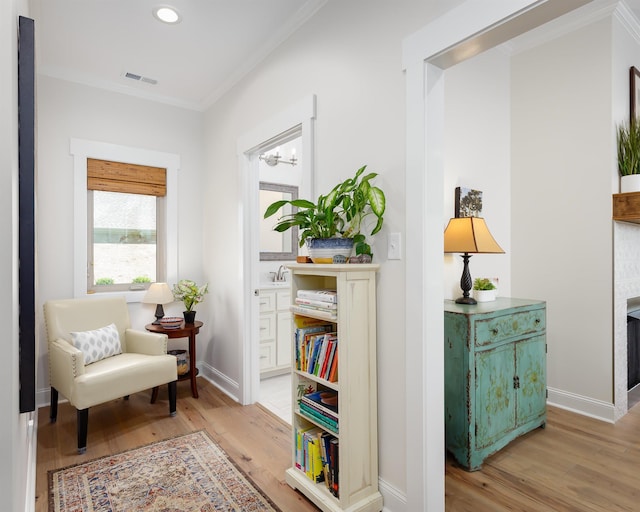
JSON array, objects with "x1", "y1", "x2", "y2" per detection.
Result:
[
  {"x1": 621, "y1": 174, "x2": 640, "y2": 193},
  {"x1": 473, "y1": 289, "x2": 496, "y2": 302}
]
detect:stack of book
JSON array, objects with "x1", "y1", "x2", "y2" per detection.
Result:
[
  {"x1": 294, "y1": 320, "x2": 338, "y2": 382},
  {"x1": 293, "y1": 425, "x2": 339, "y2": 497},
  {"x1": 290, "y1": 289, "x2": 338, "y2": 320},
  {"x1": 299, "y1": 389, "x2": 338, "y2": 434}
]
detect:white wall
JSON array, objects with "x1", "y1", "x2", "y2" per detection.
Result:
[
  {"x1": 200, "y1": 0, "x2": 462, "y2": 502},
  {"x1": 2, "y1": 2, "x2": 37, "y2": 511},
  {"x1": 511, "y1": 18, "x2": 615, "y2": 416},
  {"x1": 35, "y1": 75, "x2": 205, "y2": 405},
  {"x1": 612, "y1": 9, "x2": 640, "y2": 419},
  {"x1": 444, "y1": 47, "x2": 512, "y2": 300}
]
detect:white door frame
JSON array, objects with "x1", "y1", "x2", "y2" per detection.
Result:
[
  {"x1": 237, "y1": 95, "x2": 316, "y2": 405},
  {"x1": 402, "y1": 0, "x2": 593, "y2": 509}
]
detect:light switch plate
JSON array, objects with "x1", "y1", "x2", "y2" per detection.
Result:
[{"x1": 388, "y1": 232, "x2": 401, "y2": 260}]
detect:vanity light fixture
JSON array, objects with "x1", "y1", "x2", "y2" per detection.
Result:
[
  {"x1": 444, "y1": 217, "x2": 504, "y2": 305},
  {"x1": 259, "y1": 149, "x2": 297, "y2": 167},
  {"x1": 153, "y1": 6, "x2": 182, "y2": 24}
]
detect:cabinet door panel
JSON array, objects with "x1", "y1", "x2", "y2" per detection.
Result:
[
  {"x1": 516, "y1": 335, "x2": 546, "y2": 425},
  {"x1": 475, "y1": 344, "x2": 515, "y2": 449}
]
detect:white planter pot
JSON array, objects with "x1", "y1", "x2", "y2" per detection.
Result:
[
  {"x1": 621, "y1": 174, "x2": 640, "y2": 193},
  {"x1": 473, "y1": 289, "x2": 496, "y2": 302}
]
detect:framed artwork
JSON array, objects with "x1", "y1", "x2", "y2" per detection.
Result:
[
  {"x1": 631, "y1": 66, "x2": 640, "y2": 122},
  {"x1": 455, "y1": 187, "x2": 483, "y2": 218}
]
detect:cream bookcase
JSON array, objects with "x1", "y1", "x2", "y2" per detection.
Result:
[{"x1": 285, "y1": 263, "x2": 383, "y2": 512}]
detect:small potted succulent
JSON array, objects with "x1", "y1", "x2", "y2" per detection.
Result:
[
  {"x1": 172, "y1": 279, "x2": 209, "y2": 323},
  {"x1": 472, "y1": 278, "x2": 497, "y2": 303},
  {"x1": 263, "y1": 165, "x2": 386, "y2": 262}
]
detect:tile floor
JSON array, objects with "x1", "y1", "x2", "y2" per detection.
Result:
[{"x1": 259, "y1": 373, "x2": 291, "y2": 424}]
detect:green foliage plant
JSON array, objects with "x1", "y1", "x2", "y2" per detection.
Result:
[
  {"x1": 95, "y1": 277, "x2": 114, "y2": 285},
  {"x1": 132, "y1": 276, "x2": 151, "y2": 283},
  {"x1": 473, "y1": 278, "x2": 496, "y2": 291},
  {"x1": 263, "y1": 165, "x2": 386, "y2": 257},
  {"x1": 172, "y1": 279, "x2": 209, "y2": 312},
  {"x1": 617, "y1": 120, "x2": 640, "y2": 176}
]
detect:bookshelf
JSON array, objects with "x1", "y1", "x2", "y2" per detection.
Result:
[{"x1": 285, "y1": 263, "x2": 383, "y2": 512}]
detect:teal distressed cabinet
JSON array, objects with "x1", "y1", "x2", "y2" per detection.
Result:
[{"x1": 444, "y1": 298, "x2": 547, "y2": 471}]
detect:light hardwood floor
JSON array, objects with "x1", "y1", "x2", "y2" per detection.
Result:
[{"x1": 36, "y1": 378, "x2": 640, "y2": 511}]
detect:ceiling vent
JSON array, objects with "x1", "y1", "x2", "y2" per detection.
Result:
[{"x1": 124, "y1": 72, "x2": 158, "y2": 85}]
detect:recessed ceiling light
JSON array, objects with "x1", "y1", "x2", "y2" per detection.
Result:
[{"x1": 153, "y1": 6, "x2": 181, "y2": 24}]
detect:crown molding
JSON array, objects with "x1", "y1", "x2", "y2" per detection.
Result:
[{"x1": 503, "y1": 0, "x2": 639, "y2": 55}]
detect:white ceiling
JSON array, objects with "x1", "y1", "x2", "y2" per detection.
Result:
[
  {"x1": 31, "y1": 0, "x2": 327, "y2": 111},
  {"x1": 30, "y1": 0, "x2": 640, "y2": 113}
]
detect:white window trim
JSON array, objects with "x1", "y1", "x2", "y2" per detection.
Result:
[{"x1": 71, "y1": 138, "x2": 179, "y2": 302}]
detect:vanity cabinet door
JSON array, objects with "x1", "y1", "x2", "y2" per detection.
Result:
[{"x1": 515, "y1": 335, "x2": 546, "y2": 426}]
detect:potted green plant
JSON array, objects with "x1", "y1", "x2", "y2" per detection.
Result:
[
  {"x1": 263, "y1": 165, "x2": 385, "y2": 262},
  {"x1": 617, "y1": 120, "x2": 640, "y2": 192},
  {"x1": 172, "y1": 279, "x2": 209, "y2": 323},
  {"x1": 472, "y1": 277, "x2": 497, "y2": 303}
]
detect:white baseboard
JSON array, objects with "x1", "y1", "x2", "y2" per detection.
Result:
[
  {"x1": 197, "y1": 361, "x2": 240, "y2": 402},
  {"x1": 547, "y1": 387, "x2": 615, "y2": 423},
  {"x1": 379, "y1": 477, "x2": 407, "y2": 512}
]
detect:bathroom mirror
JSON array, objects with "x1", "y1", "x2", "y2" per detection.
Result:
[{"x1": 259, "y1": 182, "x2": 298, "y2": 261}]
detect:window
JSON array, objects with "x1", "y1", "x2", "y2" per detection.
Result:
[
  {"x1": 86, "y1": 159, "x2": 166, "y2": 293},
  {"x1": 71, "y1": 139, "x2": 179, "y2": 302}
]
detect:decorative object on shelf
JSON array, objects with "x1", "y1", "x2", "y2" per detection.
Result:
[
  {"x1": 444, "y1": 217, "x2": 504, "y2": 305},
  {"x1": 172, "y1": 279, "x2": 209, "y2": 324},
  {"x1": 455, "y1": 187, "x2": 483, "y2": 218},
  {"x1": 159, "y1": 316, "x2": 183, "y2": 329},
  {"x1": 168, "y1": 349, "x2": 189, "y2": 375},
  {"x1": 142, "y1": 282, "x2": 175, "y2": 324},
  {"x1": 263, "y1": 165, "x2": 385, "y2": 261},
  {"x1": 472, "y1": 277, "x2": 497, "y2": 302},
  {"x1": 617, "y1": 117, "x2": 640, "y2": 193}
]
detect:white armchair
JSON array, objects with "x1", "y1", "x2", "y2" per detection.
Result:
[{"x1": 44, "y1": 296, "x2": 178, "y2": 453}]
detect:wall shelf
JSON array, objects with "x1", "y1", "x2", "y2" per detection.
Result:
[{"x1": 613, "y1": 192, "x2": 640, "y2": 224}]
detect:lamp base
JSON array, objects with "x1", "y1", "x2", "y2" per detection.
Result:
[
  {"x1": 455, "y1": 296, "x2": 477, "y2": 305},
  {"x1": 152, "y1": 303, "x2": 165, "y2": 325}
]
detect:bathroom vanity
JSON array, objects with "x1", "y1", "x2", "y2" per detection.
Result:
[{"x1": 259, "y1": 284, "x2": 291, "y2": 376}]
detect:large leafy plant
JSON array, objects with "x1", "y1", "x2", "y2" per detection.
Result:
[
  {"x1": 263, "y1": 165, "x2": 386, "y2": 256},
  {"x1": 172, "y1": 279, "x2": 209, "y2": 312}
]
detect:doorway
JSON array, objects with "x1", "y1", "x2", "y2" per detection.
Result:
[
  {"x1": 236, "y1": 95, "x2": 316, "y2": 408},
  {"x1": 256, "y1": 135, "x2": 302, "y2": 423}
]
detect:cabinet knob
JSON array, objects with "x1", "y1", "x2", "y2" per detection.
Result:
[
  {"x1": 491, "y1": 328, "x2": 499, "y2": 336},
  {"x1": 513, "y1": 376, "x2": 520, "y2": 389},
  {"x1": 535, "y1": 318, "x2": 541, "y2": 324}
]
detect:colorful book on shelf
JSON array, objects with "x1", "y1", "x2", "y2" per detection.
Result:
[
  {"x1": 293, "y1": 315, "x2": 333, "y2": 328},
  {"x1": 319, "y1": 338, "x2": 337, "y2": 380},
  {"x1": 291, "y1": 305, "x2": 337, "y2": 321},
  {"x1": 329, "y1": 437, "x2": 339, "y2": 497},
  {"x1": 295, "y1": 297, "x2": 338, "y2": 309},
  {"x1": 295, "y1": 324, "x2": 333, "y2": 371},
  {"x1": 302, "y1": 389, "x2": 338, "y2": 414},
  {"x1": 297, "y1": 289, "x2": 338, "y2": 304},
  {"x1": 327, "y1": 351, "x2": 338, "y2": 382},
  {"x1": 299, "y1": 398, "x2": 338, "y2": 423},
  {"x1": 299, "y1": 402, "x2": 339, "y2": 433}
]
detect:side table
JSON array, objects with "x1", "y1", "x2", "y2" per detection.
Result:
[{"x1": 146, "y1": 320, "x2": 202, "y2": 399}]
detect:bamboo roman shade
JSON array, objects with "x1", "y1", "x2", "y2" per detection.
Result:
[{"x1": 87, "y1": 158, "x2": 166, "y2": 197}]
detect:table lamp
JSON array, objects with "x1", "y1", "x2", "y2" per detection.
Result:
[
  {"x1": 142, "y1": 282, "x2": 175, "y2": 324},
  {"x1": 444, "y1": 217, "x2": 504, "y2": 305}
]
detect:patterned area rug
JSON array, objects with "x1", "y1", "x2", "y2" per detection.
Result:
[{"x1": 48, "y1": 430, "x2": 282, "y2": 511}]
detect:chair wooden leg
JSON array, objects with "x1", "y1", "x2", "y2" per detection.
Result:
[
  {"x1": 50, "y1": 387, "x2": 58, "y2": 423},
  {"x1": 168, "y1": 381, "x2": 177, "y2": 417},
  {"x1": 77, "y1": 408, "x2": 88, "y2": 454},
  {"x1": 150, "y1": 386, "x2": 159, "y2": 404}
]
